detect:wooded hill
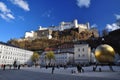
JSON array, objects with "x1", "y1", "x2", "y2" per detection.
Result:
[{"x1": 7, "y1": 28, "x2": 98, "y2": 51}]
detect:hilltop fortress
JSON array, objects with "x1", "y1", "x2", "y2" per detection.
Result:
[{"x1": 18, "y1": 19, "x2": 98, "y2": 41}]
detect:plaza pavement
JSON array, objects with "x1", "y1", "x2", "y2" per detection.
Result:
[
  {"x1": 22, "y1": 66, "x2": 120, "y2": 78},
  {"x1": 0, "y1": 66, "x2": 120, "y2": 80}
]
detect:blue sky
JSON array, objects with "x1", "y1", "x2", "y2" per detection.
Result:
[{"x1": 0, "y1": 0, "x2": 120, "y2": 42}]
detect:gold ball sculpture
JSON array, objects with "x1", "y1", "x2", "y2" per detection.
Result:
[{"x1": 95, "y1": 44, "x2": 115, "y2": 63}]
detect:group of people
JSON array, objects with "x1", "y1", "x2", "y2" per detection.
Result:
[
  {"x1": 1, "y1": 61, "x2": 21, "y2": 70},
  {"x1": 70, "y1": 64, "x2": 84, "y2": 74},
  {"x1": 77, "y1": 64, "x2": 84, "y2": 73},
  {"x1": 50, "y1": 64, "x2": 84, "y2": 74},
  {"x1": 1, "y1": 64, "x2": 21, "y2": 70}
]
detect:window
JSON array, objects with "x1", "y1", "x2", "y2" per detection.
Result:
[
  {"x1": 82, "y1": 54, "x2": 85, "y2": 57},
  {"x1": 78, "y1": 54, "x2": 80, "y2": 57},
  {"x1": 82, "y1": 48, "x2": 84, "y2": 52},
  {"x1": 78, "y1": 48, "x2": 80, "y2": 51}
]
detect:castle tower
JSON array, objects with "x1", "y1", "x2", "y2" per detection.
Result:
[
  {"x1": 73, "y1": 19, "x2": 78, "y2": 28},
  {"x1": 86, "y1": 22, "x2": 90, "y2": 29},
  {"x1": 59, "y1": 22, "x2": 65, "y2": 31}
]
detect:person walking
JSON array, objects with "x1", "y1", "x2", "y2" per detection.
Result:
[
  {"x1": 51, "y1": 65, "x2": 55, "y2": 74},
  {"x1": 13, "y1": 61, "x2": 17, "y2": 69},
  {"x1": 3, "y1": 64, "x2": 6, "y2": 71},
  {"x1": 18, "y1": 65, "x2": 21, "y2": 70},
  {"x1": 77, "y1": 64, "x2": 82, "y2": 73},
  {"x1": 77, "y1": 65, "x2": 79, "y2": 73}
]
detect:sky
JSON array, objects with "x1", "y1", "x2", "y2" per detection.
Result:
[{"x1": 0, "y1": 0, "x2": 120, "y2": 42}]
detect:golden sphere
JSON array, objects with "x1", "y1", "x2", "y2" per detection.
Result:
[{"x1": 95, "y1": 44, "x2": 115, "y2": 63}]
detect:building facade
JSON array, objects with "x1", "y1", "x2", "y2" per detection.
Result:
[
  {"x1": 25, "y1": 31, "x2": 36, "y2": 39},
  {"x1": 60, "y1": 19, "x2": 90, "y2": 31},
  {"x1": 0, "y1": 42, "x2": 33, "y2": 65},
  {"x1": 55, "y1": 53, "x2": 74, "y2": 66},
  {"x1": 40, "y1": 43, "x2": 95, "y2": 66},
  {"x1": 40, "y1": 52, "x2": 74, "y2": 66},
  {"x1": 74, "y1": 44, "x2": 93, "y2": 65},
  {"x1": 24, "y1": 26, "x2": 52, "y2": 40},
  {"x1": 35, "y1": 29, "x2": 52, "y2": 39}
]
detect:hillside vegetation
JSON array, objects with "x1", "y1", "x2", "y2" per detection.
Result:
[{"x1": 8, "y1": 28, "x2": 97, "y2": 51}]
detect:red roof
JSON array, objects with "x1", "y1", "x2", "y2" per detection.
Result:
[{"x1": 44, "y1": 47, "x2": 55, "y2": 51}]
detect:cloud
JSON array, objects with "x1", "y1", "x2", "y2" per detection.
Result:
[
  {"x1": 0, "y1": 2, "x2": 15, "y2": 21},
  {"x1": 106, "y1": 23, "x2": 120, "y2": 31},
  {"x1": 42, "y1": 10, "x2": 52, "y2": 18},
  {"x1": 6, "y1": 13, "x2": 15, "y2": 19},
  {"x1": 115, "y1": 14, "x2": 120, "y2": 20},
  {"x1": 18, "y1": 16, "x2": 25, "y2": 21},
  {"x1": 10, "y1": 0, "x2": 30, "y2": 11},
  {"x1": 105, "y1": 14, "x2": 120, "y2": 31},
  {"x1": 76, "y1": 0, "x2": 91, "y2": 8},
  {"x1": 91, "y1": 24, "x2": 97, "y2": 28},
  {"x1": 0, "y1": 2, "x2": 11, "y2": 13},
  {"x1": 0, "y1": 14, "x2": 8, "y2": 20}
]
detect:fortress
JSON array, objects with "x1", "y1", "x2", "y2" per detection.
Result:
[
  {"x1": 59, "y1": 19, "x2": 90, "y2": 31},
  {"x1": 22, "y1": 19, "x2": 91, "y2": 41}
]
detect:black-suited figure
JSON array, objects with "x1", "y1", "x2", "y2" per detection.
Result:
[
  {"x1": 52, "y1": 65, "x2": 55, "y2": 74},
  {"x1": 18, "y1": 65, "x2": 21, "y2": 69},
  {"x1": 3, "y1": 65, "x2": 6, "y2": 70}
]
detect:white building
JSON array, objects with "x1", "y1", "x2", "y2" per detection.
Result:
[
  {"x1": 39, "y1": 26, "x2": 47, "y2": 30},
  {"x1": 40, "y1": 43, "x2": 95, "y2": 66},
  {"x1": 24, "y1": 26, "x2": 52, "y2": 40},
  {"x1": 74, "y1": 44, "x2": 93, "y2": 65},
  {"x1": 55, "y1": 53, "x2": 74, "y2": 65},
  {"x1": 24, "y1": 19, "x2": 91, "y2": 40},
  {"x1": 0, "y1": 42, "x2": 33, "y2": 65},
  {"x1": 59, "y1": 19, "x2": 90, "y2": 31},
  {"x1": 25, "y1": 31, "x2": 35, "y2": 38},
  {"x1": 24, "y1": 26, "x2": 47, "y2": 39},
  {"x1": 40, "y1": 52, "x2": 74, "y2": 66},
  {"x1": 47, "y1": 19, "x2": 90, "y2": 31}
]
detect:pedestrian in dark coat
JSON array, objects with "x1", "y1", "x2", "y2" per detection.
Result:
[
  {"x1": 77, "y1": 64, "x2": 82, "y2": 73},
  {"x1": 3, "y1": 65, "x2": 6, "y2": 70},
  {"x1": 18, "y1": 65, "x2": 21, "y2": 69},
  {"x1": 52, "y1": 65, "x2": 55, "y2": 74}
]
